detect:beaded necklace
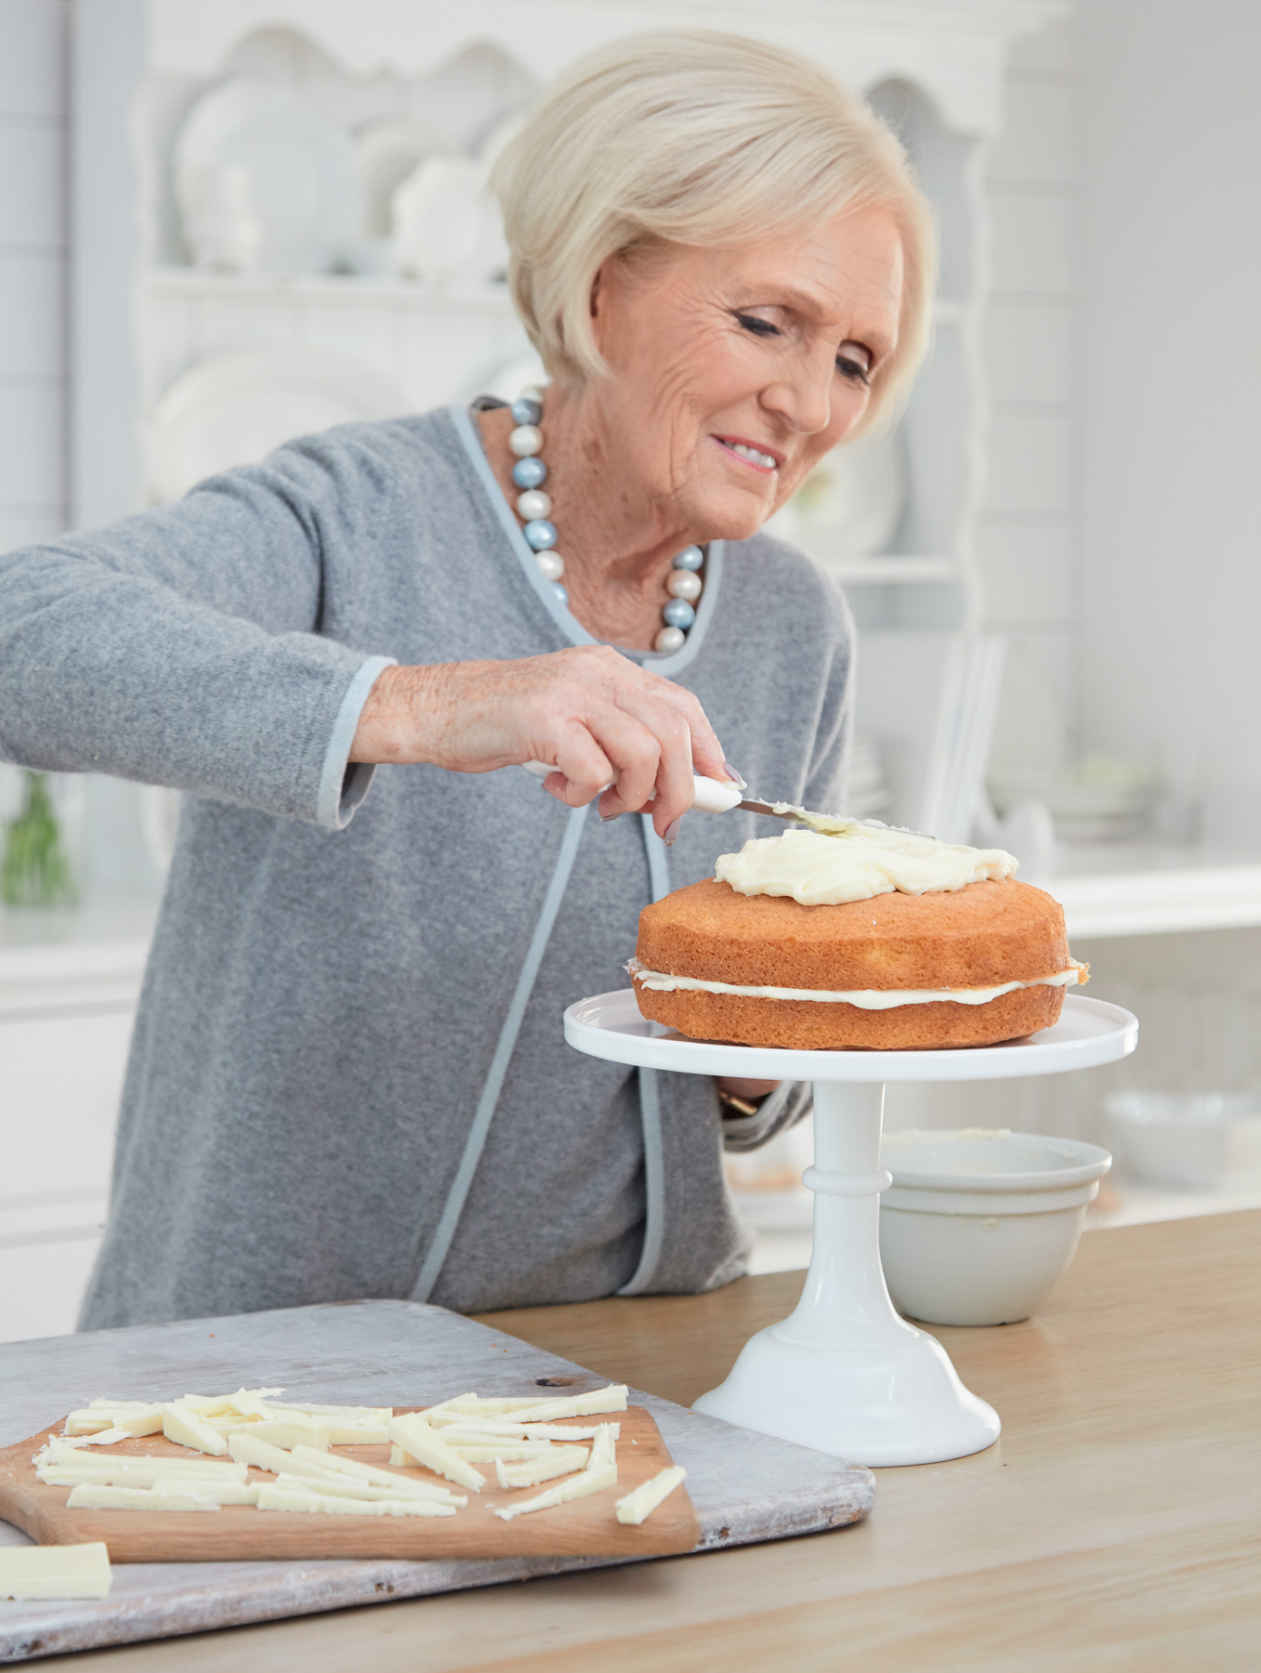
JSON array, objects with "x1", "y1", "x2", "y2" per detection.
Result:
[{"x1": 505, "y1": 386, "x2": 704, "y2": 653}]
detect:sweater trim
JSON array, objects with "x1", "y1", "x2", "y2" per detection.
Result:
[
  {"x1": 411, "y1": 802, "x2": 591, "y2": 1302},
  {"x1": 617, "y1": 814, "x2": 675, "y2": 1296},
  {"x1": 316, "y1": 654, "x2": 395, "y2": 830}
]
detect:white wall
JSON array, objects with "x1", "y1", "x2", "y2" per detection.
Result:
[
  {"x1": 0, "y1": 0, "x2": 69, "y2": 550},
  {"x1": 1074, "y1": 0, "x2": 1261, "y2": 846},
  {"x1": 978, "y1": 12, "x2": 1079, "y2": 785}
]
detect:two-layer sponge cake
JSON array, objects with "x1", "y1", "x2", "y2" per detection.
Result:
[{"x1": 630, "y1": 821, "x2": 1087, "y2": 1051}]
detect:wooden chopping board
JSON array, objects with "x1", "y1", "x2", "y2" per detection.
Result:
[
  {"x1": 0, "y1": 1405, "x2": 697, "y2": 1561},
  {"x1": 0, "y1": 1301, "x2": 873, "y2": 1662}
]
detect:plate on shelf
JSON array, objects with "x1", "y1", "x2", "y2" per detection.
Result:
[
  {"x1": 146, "y1": 350, "x2": 412, "y2": 504},
  {"x1": 767, "y1": 426, "x2": 908, "y2": 559},
  {"x1": 175, "y1": 78, "x2": 361, "y2": 275}
]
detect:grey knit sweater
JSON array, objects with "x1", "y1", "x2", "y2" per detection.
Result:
[{"x1": 0, "y1": 399, "x2": 852, "y2": 1328}]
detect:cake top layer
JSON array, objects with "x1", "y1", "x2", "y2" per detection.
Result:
[{"x1": 714, "y1": 823, "x2": 1019, "y2": 906}]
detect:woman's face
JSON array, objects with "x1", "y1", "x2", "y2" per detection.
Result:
[{"x1": 588, "y1": 205, "x2": 904, "y2": 544}]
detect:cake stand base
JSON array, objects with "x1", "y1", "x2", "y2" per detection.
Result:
[
  {"x1": 564, "y1": 990, "x2": 1138, "y2": 1470},
  {"x1": 694, "y1": 1081, "x2": 1000, "y2": 1466},
  {"x1": 692, "y1": 1323, "x2": 999, "y2": 1467}
]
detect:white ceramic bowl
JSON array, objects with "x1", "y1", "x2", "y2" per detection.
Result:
[
  {"x1": 878, "y1": 1128, "x2": 1112, "y2": 1326},
  {"x1": 1103, "y1": 1091, "x2": 1254, "y2": 1188}
]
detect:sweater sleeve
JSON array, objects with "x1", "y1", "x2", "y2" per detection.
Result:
[
  {"x1": 721, "y1": 575, "x2": 855, "y2": 1153},
  {"x1": 0, "y1": 429, "x2": 397, "y2": 830}
]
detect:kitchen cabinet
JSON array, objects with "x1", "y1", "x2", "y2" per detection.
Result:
[{"x1": 0, "y1": 999, "x2": 134, "y2": 1343}]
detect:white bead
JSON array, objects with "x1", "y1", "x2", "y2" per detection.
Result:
[
  {"x1": 516, "y1": 488, "x2": 552, "y2": 521},
  {"x1": 509, "y1": 424, "x2": 543, "y2": 457},
  {"x1": 654, "y1": 625, "x2": 686, "y2": 654},
  {"x1": 667, "y1": 570, "x2": 703, "y2": 602},
  {"x1": 519, "y1": 383, "x2": 547, "y2": 403},
  {"x1": 536, "y1": 549, "x2": 564, "y2": 581}
]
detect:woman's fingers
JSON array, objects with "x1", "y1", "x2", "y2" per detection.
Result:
[
  {"x1": 547, "y1": 722, "x2": 616, "y2": 808},
  {"x1": 627, "y1": 698, "x2": 696, "y2": 840},
  {"x1": 649, "y1": 678, "x2": 731, "y2": 787},
  {"x1": 587, "y1": 707, "x2": 663, "y2": 823}
]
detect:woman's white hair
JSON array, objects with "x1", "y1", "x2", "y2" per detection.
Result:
[{"x1": 488, "y1": 28, "x2": 936, "y2": 434}]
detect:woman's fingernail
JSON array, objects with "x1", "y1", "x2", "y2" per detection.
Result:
[
  {"x1": 663, "y1": 818, "x2": 682, "y2": 845},
  {"x1": 723, "y1": 762, "x2": 748, "y2": 789}
]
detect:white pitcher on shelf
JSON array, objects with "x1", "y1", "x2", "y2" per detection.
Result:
[
  {"x1": 182, "y1": 163, "x2": 264, "y2": 275},
  {"x1": 390, "y1": 156, "x2": 487, "y2": 287}
]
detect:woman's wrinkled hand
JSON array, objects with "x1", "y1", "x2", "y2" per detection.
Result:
[{"x1": 349, "y1": 647, "x2": 736, "y2": 840}]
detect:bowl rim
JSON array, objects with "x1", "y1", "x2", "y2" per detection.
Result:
[{"x1": 880, "y1": 1127, "x2": 1112, "y2": 1192}]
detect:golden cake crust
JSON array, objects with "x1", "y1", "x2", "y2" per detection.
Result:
[{"x1": 632, "y1": 876, "x2": 1078, "y2": 1051}]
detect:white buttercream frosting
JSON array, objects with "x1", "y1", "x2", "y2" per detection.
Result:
[
  {"x1": 627, "y1": 958, "x2": 1087, "y2": 1010},
  {"x1": 714, "y1": 823, "x2": 1019, "y2": 906}
]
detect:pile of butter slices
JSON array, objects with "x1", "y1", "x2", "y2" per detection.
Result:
[{"x1": 32, "y1": 1384, "x2": 685, "y2": 1527}]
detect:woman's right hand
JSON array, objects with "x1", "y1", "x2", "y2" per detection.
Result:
[{"x1": 348, "y1": 647, "x2": 737, "y2": 841}]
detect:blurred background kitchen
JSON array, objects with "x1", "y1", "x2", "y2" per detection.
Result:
[{"x1": 2, "y1": 0, "x2": 1257, "y2": 1335}]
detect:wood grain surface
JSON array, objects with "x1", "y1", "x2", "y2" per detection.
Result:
[
  {"x1": 30, "y1": 1210, "x2": 1254, "y2": 1673},
  {"x1": 0, "y1": 1406, "x2": 695, "y2": 1561}
]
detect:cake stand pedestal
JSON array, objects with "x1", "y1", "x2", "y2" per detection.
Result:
[{"x1": 564, "y1": 991, "x2": 1138, "y2": 1467}]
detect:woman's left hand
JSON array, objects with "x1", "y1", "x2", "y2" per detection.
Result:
[{"x1": 717, "y1": 1076, "x2": 778, "y2": 1101}]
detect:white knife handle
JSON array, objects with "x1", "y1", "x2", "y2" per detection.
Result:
[{"x1": 522, "y1": 761, "x2": 742, "y2": 814}]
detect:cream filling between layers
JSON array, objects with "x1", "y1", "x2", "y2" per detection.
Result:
[{"x1": 627, "y1": 958, "x2": 1087, "y2": 1010}]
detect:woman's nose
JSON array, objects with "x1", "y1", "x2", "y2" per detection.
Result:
[{"x1": 759, "y1": 359, "x2": 833, "y2": 436}]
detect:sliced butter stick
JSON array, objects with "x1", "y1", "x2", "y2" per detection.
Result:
[
  {"x1": 64, "y1": 1406, "x2": 163, "y2": 1438},
  {"x1": 37, "y1": 1458, "x2": 248, "y2": 1489},
  {"x1": 494, "y1": 1444, "x2": 589, "y2": 1490},
  {"x1": 491, "y1": 1462, "x2": 618, "y2": 1521},
  {"x1": 65, "y1": 1483, "x2": 227, "y2": 1511},
  {"x1": 429, "y1": 1394, "x2": 548, "y2": 1417},
  {"x1": 212, "y1": 1419, "x2": 331, "y2": 1450},
  {"x1": 445, "y1": 1442, "x2": 551, "y2": 1463},
  {"x1": 256, "y1": 1483, "x2": 453, "y2": 1518},
  {"x1": 290, "y1": 1444, "x2": 463, "y2": 1503},
  {"x1": 160, "y1": 1403, "x2": 230, "y2": 1456},
  {"x1": 224, "y1": 1398, "x2": 379, "y2": 1445},
  {"x1": 227, "y1": 1432, "x2": 334, "y2": 1482},
  {"x1": 388, "y1": 1415, "x2": 485, "y2": 1492},
  {"x1": 588, "y1": 1424, "x2": 618, "y2": 1471},
  {"x1": 0, "y1": 1542, "x2": 112, "y2": 1600},
  {"x1": 615, "y1": 1465, "x2": 687, "y2": 1525},
  {"x1": 428, "y1": 1415, "x2": 616, "y2": 1442},
  {"x1": 271, "y1": 1473, "x2": 454, "y2": 1514},
  {"x1": 499, "y1": 1385, "x2": 628, "y2": 1423}
]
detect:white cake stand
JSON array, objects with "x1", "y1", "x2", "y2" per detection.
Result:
[{"x1": 564, "y1": 991, "x2": 1138, "y2": 1467}]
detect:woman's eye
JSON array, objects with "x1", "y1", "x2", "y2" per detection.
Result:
[{"x1": 738, "y1": 313, "x2": 871, "y2": 388}]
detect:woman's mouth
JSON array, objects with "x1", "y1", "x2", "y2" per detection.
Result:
[{"x1": 712, "y1": 436, "x2": 779, "y2": 475}]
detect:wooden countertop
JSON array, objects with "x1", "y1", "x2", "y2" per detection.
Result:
[{"x1": 51, "y1": 1213, "x2": 1261, "y2": 1671}]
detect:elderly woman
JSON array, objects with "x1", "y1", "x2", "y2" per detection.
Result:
[{"x1": 0, "y1": 30, "x2": 931, "y2": 1329}]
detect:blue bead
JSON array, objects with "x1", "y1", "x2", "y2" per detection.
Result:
[
  {"x1": 523, "y1": 518, "x2": 557, "y2": 551},
  {"x1": 672, "y1": 545, "x2": 704, "y2": 571},
  {"x1": 510, "y1": 397, "x2": 542, "y2": 426},
  {"x1": 512, "y1": 456, "x2": 547, "y2": 490},
  {"x1": 663, "y1": 599, "x2": 696, "y2": 630},
  {"x1": 551, "y1": 582, "x2": 568, "y2": 606}
]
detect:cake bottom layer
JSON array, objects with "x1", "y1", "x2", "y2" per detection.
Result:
[{"x1": 631, "y1": 977, "x2": 1065, "y2": 1051}]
